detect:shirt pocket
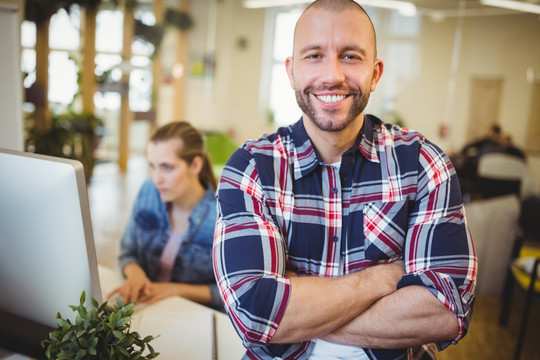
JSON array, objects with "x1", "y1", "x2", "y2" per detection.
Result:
[{"x1": 363, "y1": 200, "x2": 409, "y2": 261}]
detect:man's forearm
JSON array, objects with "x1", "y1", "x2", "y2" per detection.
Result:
[
  {"x1": 270, "y1": 261, "x2": 404, "y2": 344},
  {"x1": 322, "y1": 285, "x2": 459, "y2": 348}
]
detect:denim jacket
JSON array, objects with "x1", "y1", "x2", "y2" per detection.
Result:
[{"x1": 119, "y1": 179, "x2": 222, "y2": 309}]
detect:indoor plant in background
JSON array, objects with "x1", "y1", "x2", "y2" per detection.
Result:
[
  {"x1": 41, "y1": 291, "x2": 159, "y2": 360},
  {"x1": 24, "y1": 110, "x2": 103, "y2": 182}
]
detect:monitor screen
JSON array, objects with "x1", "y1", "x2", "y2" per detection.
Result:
[{"x1": 0, "y1": 148, "x2": 102, "y2": 358}]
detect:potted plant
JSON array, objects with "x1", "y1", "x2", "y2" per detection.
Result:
[
  {"x1": 41, "y1": 291, "x2": 159, "y2": 359},
  {"x1": 25, "y1": 111, "x2": 104, "y2": 182}
]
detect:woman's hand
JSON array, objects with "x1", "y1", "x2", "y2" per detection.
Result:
[
  {"x1": 107, "y1": 263, "x2": 152, "y2": 304},
  {"x1": 137, "y1": 283, "x2": 180, "y2": 304}
]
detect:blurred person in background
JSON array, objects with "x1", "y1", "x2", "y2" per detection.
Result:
[{"x1": 109, "y1": 121, "x2": 222, "y2": 310}]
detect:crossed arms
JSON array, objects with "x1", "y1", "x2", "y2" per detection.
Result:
[{"x1": 270, "y1": 264, "x2": 459, "y2": 348}]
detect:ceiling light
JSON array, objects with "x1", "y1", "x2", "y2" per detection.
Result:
[
  {"x1": 243, "y1": 0, "x2": 311, "y2": 8},
  {"x1": 360, "y1": 0, "x2": 416, "y2": 16},
  {"x1": 243, "y1": 0, "x2": 417, "y2": 17},
  {"x1": 480, "y1": 0, "x2": 540, "y2": 15}
]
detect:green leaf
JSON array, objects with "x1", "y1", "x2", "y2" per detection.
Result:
[
  {"x1": 61, "y1": 331, "x2": 72, "y2": 343},
  {"x1": 78, "y1": 337, "x2": 89, "y2": 348},
  {"x1": 75, "y1": 314, "x2": 82, "y2": 326},
  {"x1": 75, "y1": 349, "x2": 86, "y2": 360},
  {"x1": 112, "y1": 329, "x2": 125, "y2": 340},
  {"x1": 117, "y1": 316, "x2": 131, "y2": 328},
  {"x1": 78, "y1": 305, "x2": 87, "y2": 318},
  {"x1": 109, "y1": 311, "x2": 118, "y2": 324},
  {"x1": 117, "y1": 346, "x2": 131, "y2": 357},
  {"x1": 143, "y1": 335, "x2": 157, "y2": 342},
  {"x1": 56, "y1": 317, "x2": 69, "y2": 328}
]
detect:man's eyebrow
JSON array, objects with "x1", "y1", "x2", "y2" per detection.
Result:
[
  {"x1": 297, "y1": 44, "x2": 369, "y2": 57},
  {"x1": 342, "y1": 46, "x2": 368, "y2": 56},
  {"x1": 297, "y1": 44, "x2": 323, "y2": 55}
]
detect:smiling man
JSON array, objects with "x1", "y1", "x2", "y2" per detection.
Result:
[{"x1": 213, "y1": 0, "x2": 477, "y2": 359}]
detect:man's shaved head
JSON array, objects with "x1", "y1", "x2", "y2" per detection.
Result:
[{"x1": 295, "y1": 0, "x2": 377, "y2": 58}]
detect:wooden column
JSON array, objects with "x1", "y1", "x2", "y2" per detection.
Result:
[
  {"x1": 150, "y1": 0, "x2": 165, "y2": 132},
  {"x1": 81, "y1": 8, "x2": 97, "y2": 114},
  {"x1": 34, "y1": 19, "x2": 50, "y2": 132},
  {"x1": 172, "y1": 0, "x2": 190, "y2": 122},
  {"x1": 118, "y1": 1, "x2": 135, "y2": 173}
]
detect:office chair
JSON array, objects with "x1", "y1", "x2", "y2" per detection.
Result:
[
  {"x1": 476, "y1": 152, "x2": 526, "y2": 199},
  {"x1": 499, "y1": 196, "x2": 540, "y2": 360},
  {"x1": 203, "y1": 131, "x2": 238, "y2": 178}
]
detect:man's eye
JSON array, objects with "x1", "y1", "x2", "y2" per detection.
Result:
[
  {"x1": 343, "y1": 54, "x2": 360, "y2": 60},
  {"x1": 307, "y1": 53, "x2": 321, "y2": 59}
]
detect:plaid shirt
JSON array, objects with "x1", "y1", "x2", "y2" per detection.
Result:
[{"x1": 213, "y1": 115, "x2": 477, "y2": 360}]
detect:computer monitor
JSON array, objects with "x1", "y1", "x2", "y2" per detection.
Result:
[{"x1": 0, "y1": 148, "x2": 102, "y2": 359}]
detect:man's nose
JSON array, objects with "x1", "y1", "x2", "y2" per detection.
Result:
[{"x1": 321, "y1": 57, "x2": 345, "y2": 85}]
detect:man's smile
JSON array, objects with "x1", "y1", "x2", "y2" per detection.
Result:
[{"x1": 316, "y1": 94, "x2": 347, "y2": 104}]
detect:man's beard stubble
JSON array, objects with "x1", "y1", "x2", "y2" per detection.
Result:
[{"x1": 295, "y1": 86, "x2": 371, "y2": 133}]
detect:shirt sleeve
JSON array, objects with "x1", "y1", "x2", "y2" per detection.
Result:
[
  {"x1": 118, "y1": 185, "x2": 145, "y2": 274},
  {"x1": 397, "y1": 139, "x2": 477, "y2": 350},
  {"x1": 213, "y1": 148, "x2": 291, "y2": 347}
]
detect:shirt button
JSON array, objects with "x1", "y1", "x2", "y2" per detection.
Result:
[
  {"x1": 332, "y1": 187, "x2": 338, "y2": 193},
  {"x1": 332, "y1": 236, "x2": 339, "y2": 242}
]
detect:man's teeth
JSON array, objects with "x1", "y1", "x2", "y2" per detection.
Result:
[{"x1": 317, "y1": 94, "x2": 346, "y2": 103}]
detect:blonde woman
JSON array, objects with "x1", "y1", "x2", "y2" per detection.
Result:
[{"x1": 109, "y1": 121, "x2": 221, "y2": 310}]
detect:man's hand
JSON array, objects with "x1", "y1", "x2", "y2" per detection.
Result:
[
  {"x1": 322, "y1": 285, "x2": 459, "y2": 348},
  {"x1": 270, "y1": 260, "x2": 405, "y2": 344},
  {"x1": 360, "y1": 260, "x2": 405, "y2": 299}
]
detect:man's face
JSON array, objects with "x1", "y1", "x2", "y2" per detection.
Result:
[{"x1": 286, "y1": 7, "x2": 382, "y2": 133}]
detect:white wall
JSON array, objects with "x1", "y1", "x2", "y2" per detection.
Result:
[
  {"x1": 185, "y1": 0, "x2": 271, "y2": 143},
  {"x1": 397, "y1": 13, "x2": 540, "y2": 193},
  {"x1": 0, "y1": 0, "x2": 23, "y2": 151}
]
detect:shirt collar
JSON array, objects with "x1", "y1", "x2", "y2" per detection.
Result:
[
  {"x1": 358, "y1": 114, "x2": 381, "y2": 164},
  {"x1": 290, "y1": 115, "x2": 381, "y2": 180}
]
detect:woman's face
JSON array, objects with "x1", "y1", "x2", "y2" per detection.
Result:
[{"x1": 146, "y1": 139, "x2": 199, "y2": 203}]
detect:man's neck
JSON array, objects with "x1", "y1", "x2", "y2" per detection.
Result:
[{"x1": 303, "y1": 116, "x2": 364, "y2": 164}]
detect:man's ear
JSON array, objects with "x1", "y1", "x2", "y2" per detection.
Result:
[
  {"x1": 285, "y1": 56, "x2": 295, "y2": 89},
  {"x1": 370, "y1": 59, "x2": 384, "y2": 92}
]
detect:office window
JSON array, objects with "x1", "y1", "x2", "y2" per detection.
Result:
[
  {"x1": 48, "y1": 8, "x2": 80, "y2": 107},
  {"x1": 263, "y1": 8, "x2": 302, "y2": 128},
  {"x1": 49, "y1": 50, "x2": 79, "y2": 105},
  {"x1": 95, "y1": 10, "x2": 123, "y2": 53},
  {"x1": 20, "y1": 8, "x2": 80, "y2": 107},
  {"x1": 94, "y1": 8, "x2": 153, "y2": 114},
  {"x1": 49, "y1": 7, "x2": 80, "y2": 50}
]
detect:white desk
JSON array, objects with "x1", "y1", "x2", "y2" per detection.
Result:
[{"x1": 98, "y1": 265, "x2": 245, "y2": 360}]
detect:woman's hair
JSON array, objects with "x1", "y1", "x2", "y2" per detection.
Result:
[{"x1": 150, "y1": 121, "x2": 217, "y2": 190}]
